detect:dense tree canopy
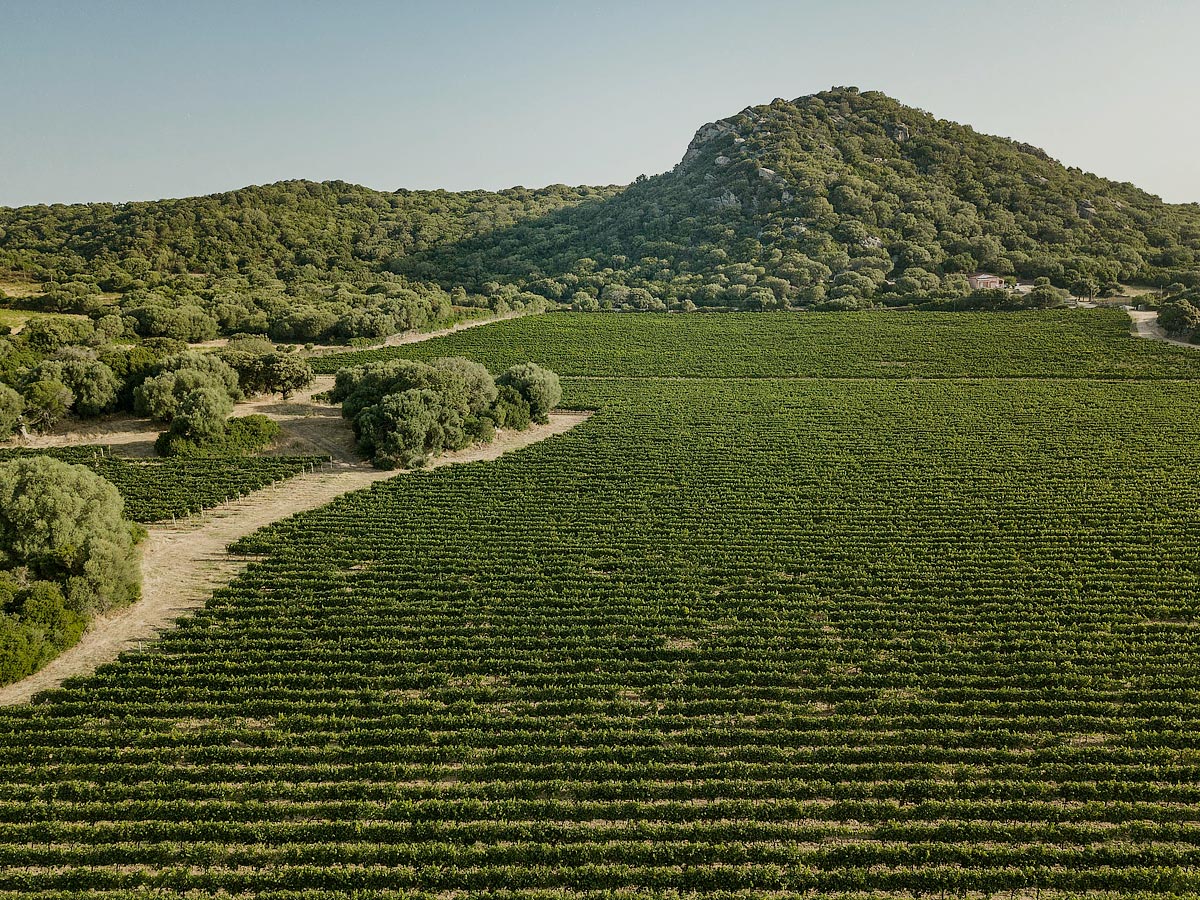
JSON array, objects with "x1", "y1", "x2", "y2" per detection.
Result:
[
  {"x1": 0, "y1": 456, "x2": 143, "y2": 684},
  {"x1": 0, "y1": 386, "x2": 22, "y2": 440},
  {"x1": 497, "y1": 362, "x2": 562, "y2": 422},
  {"x1": 1, "y1": 89, "x2": 1196, "y2": 320},
  {"x1": 1156, "y1": 285, "x2": 1200, "y2": 342},
  {"x1": 217, "y1": 339, "x2": 314, "y2": 398},
  {"x1": 331, "y1": 357, "x2": 559, "y2": 468}
]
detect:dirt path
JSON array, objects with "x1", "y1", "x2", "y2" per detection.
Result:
[
  {"x1": 1127, "y1": 308, "x2": 1200, "y2": 350},
  {"x1": 188, "y1": 308, "x2": 536, "y2": 354},
  {"x1": 301, "y1": 308, "x2": 536, "y2": 356},
  {"x1": 0, "y1": 411, "x2": 590, "y2": 707},
  {"x1": 14, "y1": 308, "x2": 539, "y2": 458},
  {"x1": 9, "y1": 375, "x2": 350, "y2": 460}
]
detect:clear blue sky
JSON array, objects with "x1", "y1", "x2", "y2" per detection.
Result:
[{"x1": 2, "y1": 0, "x2": 1197, "y2": 207}]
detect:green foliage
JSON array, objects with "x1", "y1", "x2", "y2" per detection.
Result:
[
  {"x1": 166, "y1": 384, "x2": 234, "y2": 442},
  {"x1": 0, "y1": 570, "x2": 86, "y2": 683},
  {"x1": 218, "y1": 340, "x2": 314, "y2": 397},
  {"x1": 489, "y1": 383, "x2": 531, "y2": 430},
  {"x1": 332, "y1": 356, "x2": 556, "y2": 467},
  {"x1": 20, "y1": 378, "x2": 73, "y2": 432},
  {"x1": 497, "y1": 361, "x2": 562, "y2": 422},
  {"x1": 330, "y1": 357, "x2": 495, "y2": 424},
  {"x1": 0, "y1": 182, "x2": 615, "y2": 341},
  {"x1": 0, "y1": 456, "x2": 144, "y2": 684},
  {"x1": 155, "y1": 414, "x2": 281, "y2": 457},
  {"x1": 0, "y1": 385, "x2": 22, "y2": 440},
  {"x1": 431, "y1": 356, "x2": 497, "y2": 415},
  {"x1": 355, "y1": 388, "x2": 469, "y2": 469},
  {"x1": 133, "y1": 352, "x2": 241, "y2": 442},
  {"x1": 125, "y1": 301, "x2": 219, "y2": 342},
  {"x1": 31, "y1": 353, "x2": 119, "y2": 416},
  {"x1": 97, "y1": 343, "x2": 163, "y2": 410},
  {"x1": 395, "y1": 88, "x2": 1200, "y2": 307},
  {"x1": 1158, "y1": 296, "x2": 1200, "y2": 340},
  {"x1": 16, "y1": 316, "x2": 96, "y2": 353}
]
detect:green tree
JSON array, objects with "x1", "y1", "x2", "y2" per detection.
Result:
[
  {"x1": 22, "y1": 379, "x2": 74, "y2": 432},
  {"x1": 1071, "y1": 276, "x2": 1100, "y2": 301},
  {"x1": 432, "y1": 356, "x2": 498, "y2": 415},
  {"x1": 355, "y1": 389, "x2": 468, "y2": 469},
  {"x1": 134, "y1": 353, "x2": 240, "y2": 423},
  {"x1": 260, "y1": 353, "x2": 314, "y2": 399},
  {"x1": 34, "y1": 356, "x2": 119, "y2": 417},
  {"x1": 0, "y1": 456, "x2": 142, "y2": 616},
  {"x1": 1158, "y1": 300, "x2": 1200, "y2": 337},
  {"x1": 497, "y1": 363, "x2": 562, "y2": 422},
  {"x1": 168, "y1": 385, "x2": 234, "y2": 442},
  {"x1": 0, "y1": 385, "x2": 23, "y2": 439}
]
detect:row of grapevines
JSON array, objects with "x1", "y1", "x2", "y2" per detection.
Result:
[
  {"x1": 0, "y1": 374, "x2": 1198, "y2": 894},
  {"x1": 0, "y1": 447, "x2": 325, "y2": 522},
  {"x1": 313, "y1": 308, "x2": 1200, "y2": 379}
]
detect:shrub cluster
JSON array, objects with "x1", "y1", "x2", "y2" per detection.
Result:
[
  {"x1": 154, "y1": 414, "x2": 282, "y2": 458},
  {"x1": 330, "y1": 358, "x2": 561, "y2": 468},
  {"x1": 0, "y1": 456, "x2": 143, "y2": 684},
  {"x1": 1156, "y1": 286, "x2": 1200, "y2": 343}
]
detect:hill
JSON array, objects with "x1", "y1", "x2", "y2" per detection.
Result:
[
  {"x1": 1, "y1": 87, "x2": 1198, "y2": 328},
  {"x1": 0, "y1": 182, "x2": 619, "y2": 342},
  {"x1": 406, "y1": 87, "x2": 1200, "y2": 308}
]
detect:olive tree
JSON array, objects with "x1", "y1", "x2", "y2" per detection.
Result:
[
  {"x1": 497, "y1": 362, "x2": 562, "y2": 422},
  {"x1": 0, "y1": 385, "x2": 23, "y2": 439},
  {"x1": 0, "y1": 456, "x2": 143, "y2": 616}
]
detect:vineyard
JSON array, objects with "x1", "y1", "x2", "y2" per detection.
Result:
[
  {"x1": 311, "y1": 307, "x2": 1200, "y2": 379},
  {"x1": 2, "y1": 312, "x2": 1200, "y2": 896},
  {"x1": 0, "y1": 447, "x2": 322, "y2": 522}
]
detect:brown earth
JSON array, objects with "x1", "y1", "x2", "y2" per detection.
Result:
[{"x1": 1127, "y1": 307, "x2": 1200, "y2": 350}]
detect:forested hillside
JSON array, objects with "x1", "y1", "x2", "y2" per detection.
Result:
[
  {"x1": 407, "y1": 88, "x2": 1200, "y2": 308},
  {"x1": 0, "y1": 182, "x2": 617, "y2": 344},
  {"x1": 2, "y1": 87, "x2": 1199, "y2": 324}
]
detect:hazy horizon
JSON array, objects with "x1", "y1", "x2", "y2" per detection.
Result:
[{"x1": 3, "y1": 0, "x2": 1198, "y2": 208}]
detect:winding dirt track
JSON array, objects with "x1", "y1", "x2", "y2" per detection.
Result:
[
  {"x1": 188, "y1": 308, "x2": 535, "y2": 352},
  {"x1": 0, "y1": 411, "x2": 589, "y2": 706},
  {"x1": 1127, "y1": 307, "x2": 1200, "y2": 350}
]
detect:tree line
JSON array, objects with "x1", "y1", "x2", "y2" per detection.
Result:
[{"x1": 0, "y1": 316, "x2": 313, "y2": 456}]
